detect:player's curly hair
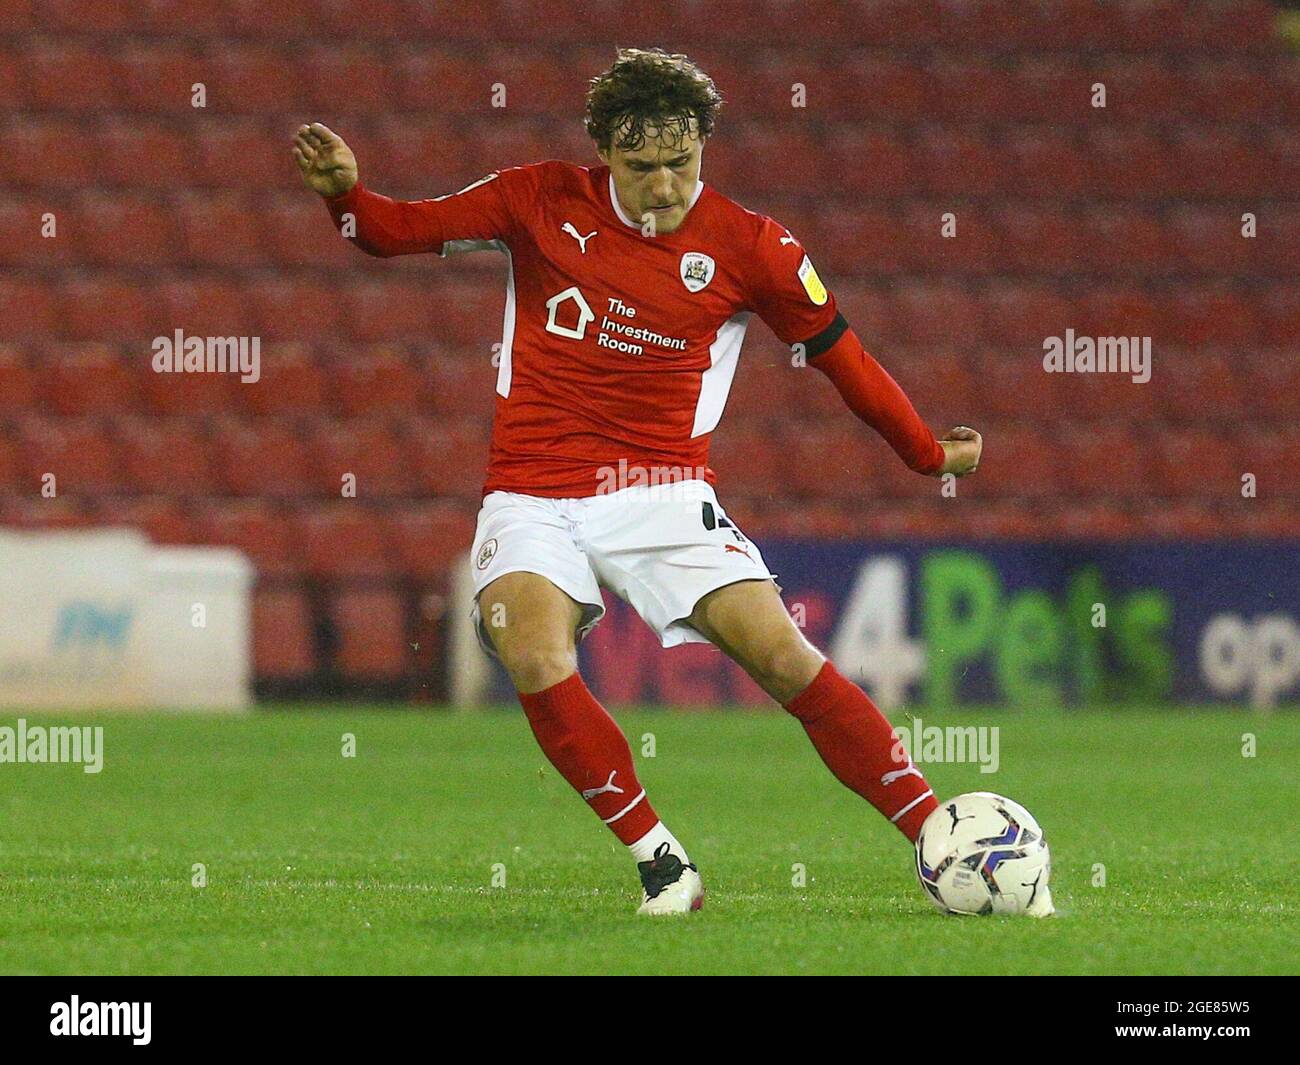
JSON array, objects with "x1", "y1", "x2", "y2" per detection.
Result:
[{"x1": 585, "y1": 47, "x2": 724, "y2": 153}]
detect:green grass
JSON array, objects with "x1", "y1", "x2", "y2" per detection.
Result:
[{"x1": 1, "y1": 705, "x2": 1296, "y2": 975}]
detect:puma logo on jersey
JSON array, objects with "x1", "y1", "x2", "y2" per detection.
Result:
[
  {"x1": 581, "y1": 770, "x2": 624, "y2": 800},
  {"x1": 779, "y1": 233, "x2": 798, "y2": 246},
  {"x1": 562, "y1": 222, "x2": 597, "y2": 253},
  {"x1": 723, "y1": 543, "x2": 753, "y2": 561},
  {"x1": 881, "y1": 761, "x2": 923, "y2": 786}
]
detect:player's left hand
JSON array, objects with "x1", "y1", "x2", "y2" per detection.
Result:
[{"x1": 937, "y1": 426, "x2": 982, "y2": 477}]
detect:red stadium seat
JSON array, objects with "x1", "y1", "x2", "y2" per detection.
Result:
[
  {"x1": 247, "y1": 279, "x2": 344, "y2": 343},
  {"x1": 925, "y1": 56, "x2": 1009, "y2": 122},
  {"x1": 252, "y1": 587, "x2": 316, "y2": 679},
  {"x1": 980, "y1": 282, "x2": 1079, "y2": 348},
  {"x1": 21, "y1": 41, "x2": 119, "y2": 112},
  {"x1": 1149, "y1": 430, "x2": 1243, "y2": 500},
  {"x1": 57, "y1": 277, "x2": 162, "y2": 341},
  {"x1": 1003, "y1": 55, "x2": 1090, "y2": 124},
  {"x1": 156, "y1": 278, "x2": 254, "y2": 338},
  {"x1": 703, "y1": 422, "x2": 784, "y2": 500},
  {"x1": 818, "y1": 205, "x2": 914, "y2": 279},
  {"x1": 5, "y1": 119, "x2": 94, "y2": 189},
  {"x1": 1241, "y1": 349, "x2": 1300, "y2": 419},
  {"x1": 819, "y1": 126, "x2": 915, "y2": 197},
  {"x1": 972, "y1": 353, "x2": 1063, "y2": 421},
  {"x1": 41, "y1": 344, "x2": 140, "y2": 414},
  {"x1": 1169, "y1": 128, "x2": 1262, "y2": 200},
  {"x1": 890, "y1": 283, "x2": 985, "y2": 347},
  {"x1": 401, "y1": 416, "x2": 491, "y2": 502},
  {"x1": 296, "y1": 43, "x2": 395, "y2": 115},
  {"x1": 424, "y1": 354, "x2": 496, "y2": 418},
  {"x1": 1258, "y1": 285, "x2": 1300, "y2": 347},
  {"x1": 368, "y1": 117, "x2": 471, "y2": 194},
  {"x1": 1003, "y1": 128, "x2": 1091, "y2": 200},
  {"x1": 915, "y1": 128, "x2": 1006, "y2": 198},
  {"x1": 305, "y1": 418, "x2": 415, "y2": 498},
  {"x1": 1063, "y1": 425, "x2": 1150, "y2": 501},
  {"x1": 0, "y1": 344, "x2": 37, "y2": 412},
  {"x1": 1186, "y1": 61, "x2": 1269, "y2": 123},
  {"x1": 95, "y1": 121, "x2": 193, "y2": 190},
  {"x1": 15, "y1": 416, "x2": 125, "y2": 496},
  {"x1": 1165, "y1": 206, "x2": 1253, "y2": 275},
  {"x1": 1084, "y1": 127, "x2": 1173, "y2": 201},
  {"x1": 385, "y1": 504, "x2": 477, "y2": 581},
  {"x1": 174, "y1": 193, "x2": 265, "y2": 268},
  {"x1": 205, "y1": 44, "x2": 307, "y2": 115},
  {"x1": 118, "y1": 42, "x2": 205, "y2": 115},
  {"x1": 263, "y1": 193, "x2": 353, "y2": 269},
  {"x1": 1151, "y1": 350, "x2": 1244, "y2": 422},
  {"x1": 1164, "y1": 287, "x2": 1258, "y2": 348},
  {"x1": 391, "y1": 49, "x2": 489, "y2": 116},
  {"x1": 236, "y1": 343, "x2": 331, "y2": 415},
  {"x1": 190, "y1": 121, "x2": 290, "y2": 192},
  {"x1": 0, "y1": 497, "x2": 97, "y2": 530},
  {"x1": 0, "y1": 194, "x2": 78, "y2": 268},
  {"x1": 835, "y1": 55, "x2": 930, "y2": 123},
  {"x1": 1093, "y1": 56, "x2": 1187, "y2": 123},
  {"x1": 0, "y1": 279, "x2": 60, "y2": 341},
  {"x1": 93, "y1": 496, "x2": 196, "y2": 545},
  {"x1": 71, "y1": 193, "x2": 179, "y2": 267},
  {"x1": 993, "y1": 207, "x2": 1085, "y2": 277},
  {"x1": 904, "y1": 204, "x2": 1002, "y2": 277},
  {"x1": 192, "y1": 500, "x2": 301, "y2": 578},
  {"x1": 330, "y1": 587, "x2": 408, "y2": 680},
  {"x1": 113, "y1": 415, "x2": 219, "y2": 495},
  {"x1": 331, "y1": 347, "x2": 429, "y2": 416},
  {"x1": 0, "y1": 431, "x2": 19, "y2": 492},
  {"x1": 209, "y1": 417, "x2": 316, "y2": 498},
  {"x1": 295, "y1": 504, "x2": 394, "y2": 579},
  {"x1": 1075, "y1": 285, "x2": 1169, "y2": 345}
]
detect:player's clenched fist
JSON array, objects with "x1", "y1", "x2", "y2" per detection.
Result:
[
  {"x1": 292, "y1": 122, "x2": 358, "y2": 198},
  {"x1": 937, "y1": 425, "x2": 982, "y2": 477}
]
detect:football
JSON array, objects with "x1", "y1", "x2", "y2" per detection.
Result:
[{"x1": 915, "y1": 792, "x2": 1053, "y2": 917}]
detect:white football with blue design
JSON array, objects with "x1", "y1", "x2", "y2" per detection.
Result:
[{"x1": 915, "y1": 792, "x2": 1052, "y2": 916}]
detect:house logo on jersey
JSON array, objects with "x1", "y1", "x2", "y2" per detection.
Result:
[
  {"x1": 797, "y1": 254, "x2": 828, "y2": 306},
  {"x1": 679, "y1": 252, "x2": 716, "y2": 293},
  {"x1": 476, "y1": 538, "x2": 498, "y2": 570}
]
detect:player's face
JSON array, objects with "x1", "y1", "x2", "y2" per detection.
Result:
[{"x1": 599, "y1": 119, "x2": 703, "y2": 235}]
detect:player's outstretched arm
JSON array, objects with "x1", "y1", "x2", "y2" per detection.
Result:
[
  {"x1": 804, "y1": 315, "x2": 980, "y2": 478},
  {"x1": 292, "y1": 121, "x2": 520, "y2": 258}
]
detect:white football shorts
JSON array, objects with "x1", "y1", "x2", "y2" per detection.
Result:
[{"x1": 468, "y1": 479, "x2": 776, "y2": 657}]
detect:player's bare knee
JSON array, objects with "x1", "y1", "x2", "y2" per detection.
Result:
[
  {"x1": 747, "y1": 637, "x2": 824, "y2": 703},
  {"x1": 499, "y1": 644, "x2": 578, "y2": 695}
]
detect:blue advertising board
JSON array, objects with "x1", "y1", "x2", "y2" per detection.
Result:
[{"x1": 485, "y1": 541, "x2": 1300, "y2": 710}]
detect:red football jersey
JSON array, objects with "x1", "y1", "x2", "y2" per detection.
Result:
[{"x1": 327, "y1": 161, "x2": 839, "y2": 497}]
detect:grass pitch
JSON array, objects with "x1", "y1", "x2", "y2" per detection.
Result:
[{"x1": 1, "y1": 704, "x2": 1295, "y2": 975}]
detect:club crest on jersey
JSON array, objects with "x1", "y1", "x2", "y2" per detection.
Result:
[{"x1": 679, "y1": 252, "x2": 715, "y2": 293}]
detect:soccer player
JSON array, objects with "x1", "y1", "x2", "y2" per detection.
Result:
[{"x1": 294, "y1": 47, "x2": 999, "y2": 916}]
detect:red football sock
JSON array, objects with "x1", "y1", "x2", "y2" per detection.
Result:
[
  {"x1": 784, "y1": 661, "x2": 938, "y2": 842},
  {"x1": 517, "y1": 672, "x2": 660, "y2": 845}
]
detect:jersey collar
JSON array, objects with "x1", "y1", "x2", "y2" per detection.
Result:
[{"x1": 607, "y1": 172, "x2": 706, "y2": 231}]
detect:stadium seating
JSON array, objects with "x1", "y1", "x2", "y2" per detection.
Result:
[{"x1": 4, "y1": 0, "x2": 1294, "y2": 692}]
